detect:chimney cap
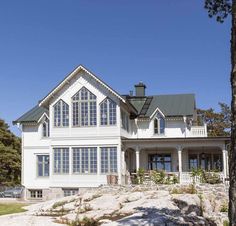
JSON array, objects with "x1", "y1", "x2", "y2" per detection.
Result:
[{"x1": 135, "y1": 81, "x2": 146, "y2": 88}]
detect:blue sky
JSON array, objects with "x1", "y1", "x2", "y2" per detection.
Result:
[{"x1": 0, "y1": 0, "x2": 231, "y2": 136}]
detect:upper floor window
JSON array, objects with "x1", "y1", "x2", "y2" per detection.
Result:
[
  {"x1": 154, "y1": 113, "x2": 165, "y2": 135},
  {"x1": 100, "y1": 98, "x2": 117, "y2": 126},
  {"x1": 121, "y1": 110, "x2": 129, "y2": 132},
  {"x1": 72, "y1": 87, "x2": 97, "y2": 127},
  {"x1": 54, "y1": 100, "x2": 69, "y2": 127},
  {"x1": 42, "y1": 118, "x2": 50, "y2": 137}
]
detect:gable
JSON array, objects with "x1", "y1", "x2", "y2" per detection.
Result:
[{"x1": 39, "y1": 65, "x2": 125, "y2": 106}]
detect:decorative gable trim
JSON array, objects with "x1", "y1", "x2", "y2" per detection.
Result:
[
  {"x1": 37, "y1": 112, "x2": 49, "y2": 124},
  {"x1": 39, "y1": 65, "x2": 125, "y2": 106},
  {"x1": 150, "y1": 107, "x2": 165, "y2": 119}
]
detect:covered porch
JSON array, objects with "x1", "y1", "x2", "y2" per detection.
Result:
[{"x1": 121, "y1": 137, "x2": 230, "y2": 184}]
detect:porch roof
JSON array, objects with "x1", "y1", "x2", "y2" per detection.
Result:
[{"x1": 122, "y1": 136, "x2": 230, "y2": 144}]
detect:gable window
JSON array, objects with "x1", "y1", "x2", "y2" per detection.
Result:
[
  {"x1": 72, "y1": 87, "x2": 97, "y2": 126},
  {"x1": 54, "y1": 100, "x2": 69, "y2": 127},
  {"x1": 42, "y1": 118, "x2": 50, "y2": 137},
  {"x1": 100, "y1": 98, "x2": 117, "y2": 125},
  {"x1": 37, "y1": 155, "x2": 49, "y2": 177},
  {"x1": 154, "y1": 113, "x2": 165, "y2": 135},
  {"x1": 53, "y1": 148, "x2": 69, "y2": 174},
  {"x1": 100, "y1": 147, "x2": 117, "y2": 174},
  {"x1": 72, "y1": 147, "x2": 97, "y2": 174}
]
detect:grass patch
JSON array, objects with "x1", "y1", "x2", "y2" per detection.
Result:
[{"x1": 0, "y1": 203, "x2": 27, "y2": 216}]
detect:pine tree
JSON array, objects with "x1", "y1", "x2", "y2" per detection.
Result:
[{"x1": 0, "y1": 119, "x2": 21, "y2": 186}]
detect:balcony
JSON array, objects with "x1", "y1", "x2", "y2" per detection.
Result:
[{"x1": 189, "y1": 125, "x2": 207, "y2": 137}]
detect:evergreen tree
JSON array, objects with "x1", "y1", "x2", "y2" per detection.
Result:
[
  {"x1": 0, "y1": 119, "x2": 21, "y2": 186},
  {"x1": 197, "y1": 102, "x2": 231, "y2": 137}
]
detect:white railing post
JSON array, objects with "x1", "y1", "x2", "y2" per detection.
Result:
[
  {"x1": 177, "y1": 146, "x2": 182, "y2": 183},
  {"x1": 135, "y1": 146, "x2": 140, "y2": 170}
]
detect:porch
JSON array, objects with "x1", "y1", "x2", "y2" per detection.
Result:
[{"x1": 121, "y1": 137, "x2": 229, "y2": 184}]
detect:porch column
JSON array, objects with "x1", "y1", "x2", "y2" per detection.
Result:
[
  {"x1": 222, "y1": 146, "x2": 228, "y2": 179},
  {"x1": 121, "y1": 149, "x2": 126, "y2": 174},
  {"x1": 177, "y1": 146, "x2": 182, "y2": 183},
  {"x1": 135, "y1": 146, "x2": 140, "y2": 170}
]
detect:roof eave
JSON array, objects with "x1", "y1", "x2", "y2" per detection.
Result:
[{"x1": 39, "y1": 65, "x2": 126, "y2": 106}]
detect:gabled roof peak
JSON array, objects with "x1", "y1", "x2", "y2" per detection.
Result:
[{"x1": 39, "y1": 65, "x2": 126, "y2": 106}]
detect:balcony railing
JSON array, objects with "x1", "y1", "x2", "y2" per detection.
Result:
[{"x1": 189, "y1": 125, "x2": 207, "y2": 137}]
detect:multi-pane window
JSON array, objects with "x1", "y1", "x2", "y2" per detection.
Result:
[
  {"x1": 54, "y1": 100, "x2": 69, "y2": 127},
  {"x1": 100, "y1": 98, "x2": 117, "y2": 125},
  {"x1": 154, "y1": 113, "x2": 165, "y2": 135},
  {"x1": 30, "y1": 190, "x2": 42, "y2": 199},
  {"x1": 189, "y1": 154, "x2": 198, "y2": 170},
  {"x1": 101, "y1": 147, "x2": 117, "y2": 174},
  {"x1": 63, "y1": 188, "x2": 79, "y2": 197},
  {"x1": 72, "y1": 147, "x2": 97, "y2": 174},
  {"x1": 42, "y1": 118, "x2": 50, "y2": 137},
  {"x1": 72, "y1": 87, "x2": 97, "y2": 126},
  {"x1": 121, "y1": 110, "x2": 129, "y2": 132},
  {"x1": 53, "y1": 148, "x2": 69, "y2": 174},
  {"x1": 37, "y1": 155, "x2": 49, "y2": 177},
  {"x1": 148, "y1": 154, "x2": 171, "y2": 172}
]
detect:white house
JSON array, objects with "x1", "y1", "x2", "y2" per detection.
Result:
[{"x1": 13, "y1": 65, "x2": 230, "y2": 200}]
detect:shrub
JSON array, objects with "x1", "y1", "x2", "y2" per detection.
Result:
[
  {"x1": 69, "y1": 217, "x2": 98, "y2": 226},
  {"x1": 52, "y1": 200, "x2": 68, "y2": 209},
  {"x1": 223, "y1": 220, "x2": 229, "y2": 226},
  {"x1": 220, "y1": 202, "x2": 228, "y2": 212},
  {"x1": 202, "y1": 171, "x2": 221, "y2": 184},
  {"x1": 137, "y1": 168, "x2": 145, "y2": 184},
  {"x1": 170, "y1": 184, "x2": 197, "y2": 194},
  {"x1": 150, "y1": 170, "x2": 165, "y2": 184}
]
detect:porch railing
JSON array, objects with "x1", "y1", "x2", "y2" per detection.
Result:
[{"x1": 189, "y1": 126, "x2": 207, "y2": 137}]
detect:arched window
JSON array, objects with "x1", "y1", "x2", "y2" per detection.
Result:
[
  {"x1": 42, "y1": 118, "x2": 50, "y2": 137},
  {"x1": 100, "y1": 98, "x2": 117, "y2": 125},
  {"x1": 54, "y1": 100, "x2": 69, "y2": 127},
  {"x1": 154, "y1": 113, "x2": 165, "y2": 135},
  {"x1": 72, "y1": 87, "x2": 97, "y2": 126}
]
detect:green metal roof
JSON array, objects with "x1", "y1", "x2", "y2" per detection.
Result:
[
  {"x1": 127, "y1": 94, "x2": 195, "y2": 117},
  {"x1": 13, "y1": 105, "x2": 48, "y2": 125}
]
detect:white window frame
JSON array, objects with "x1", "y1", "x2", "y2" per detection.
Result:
[
  {"x1": 121, "y1": 110, "x2": 129, "y2": 132},
  {"x1": 42, "y1": 118, "x2": 50, "y2": 138},
  {"x1": 100, "y1": 98, "x2": 117, "y2": 126},
  {"x1": 72, "y1": 147, "x2": 97, "y2": 174},
  {"x1": 37, "y1": 155, "x2": 50, "y2": 177},
  {"x1": 53, "y1": 99, "x2": 69, "y2": 127},
  {"x1": 154, "y1": 113, "x2": 165, "y2": 135},
  {"x1": 100, "y1": 147, "x2": 118, "y2": 174},
  {"x1": 29, "y1": 190, "x2": 42, "y2": 199},
  {"x1": 53, "y1": 148, "x2": 70, "y2": 174},
  {"x1": 72, "y1": 87, "x2": 97, "y2": 127}
]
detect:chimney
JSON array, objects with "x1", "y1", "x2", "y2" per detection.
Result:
[{"x1": 135, "y1": 82, "x2": 146, "y2": 97}]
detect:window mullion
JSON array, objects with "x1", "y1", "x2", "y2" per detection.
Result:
[
  {"x1": 88, "y1": 148, "x2": 90, "y2": 173},
  {"x1": 88, "y1": 101, "x2": 90, "y2": 126},
  {"x1": 107, "y1": 100, "x2": 110, "y2": 126},
  {"x1": 80, "y1": 148, "x2": 82, "y2": 173},
  {"x1": 108, "y1": 148, "x2": 110, "y2": 174}
]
